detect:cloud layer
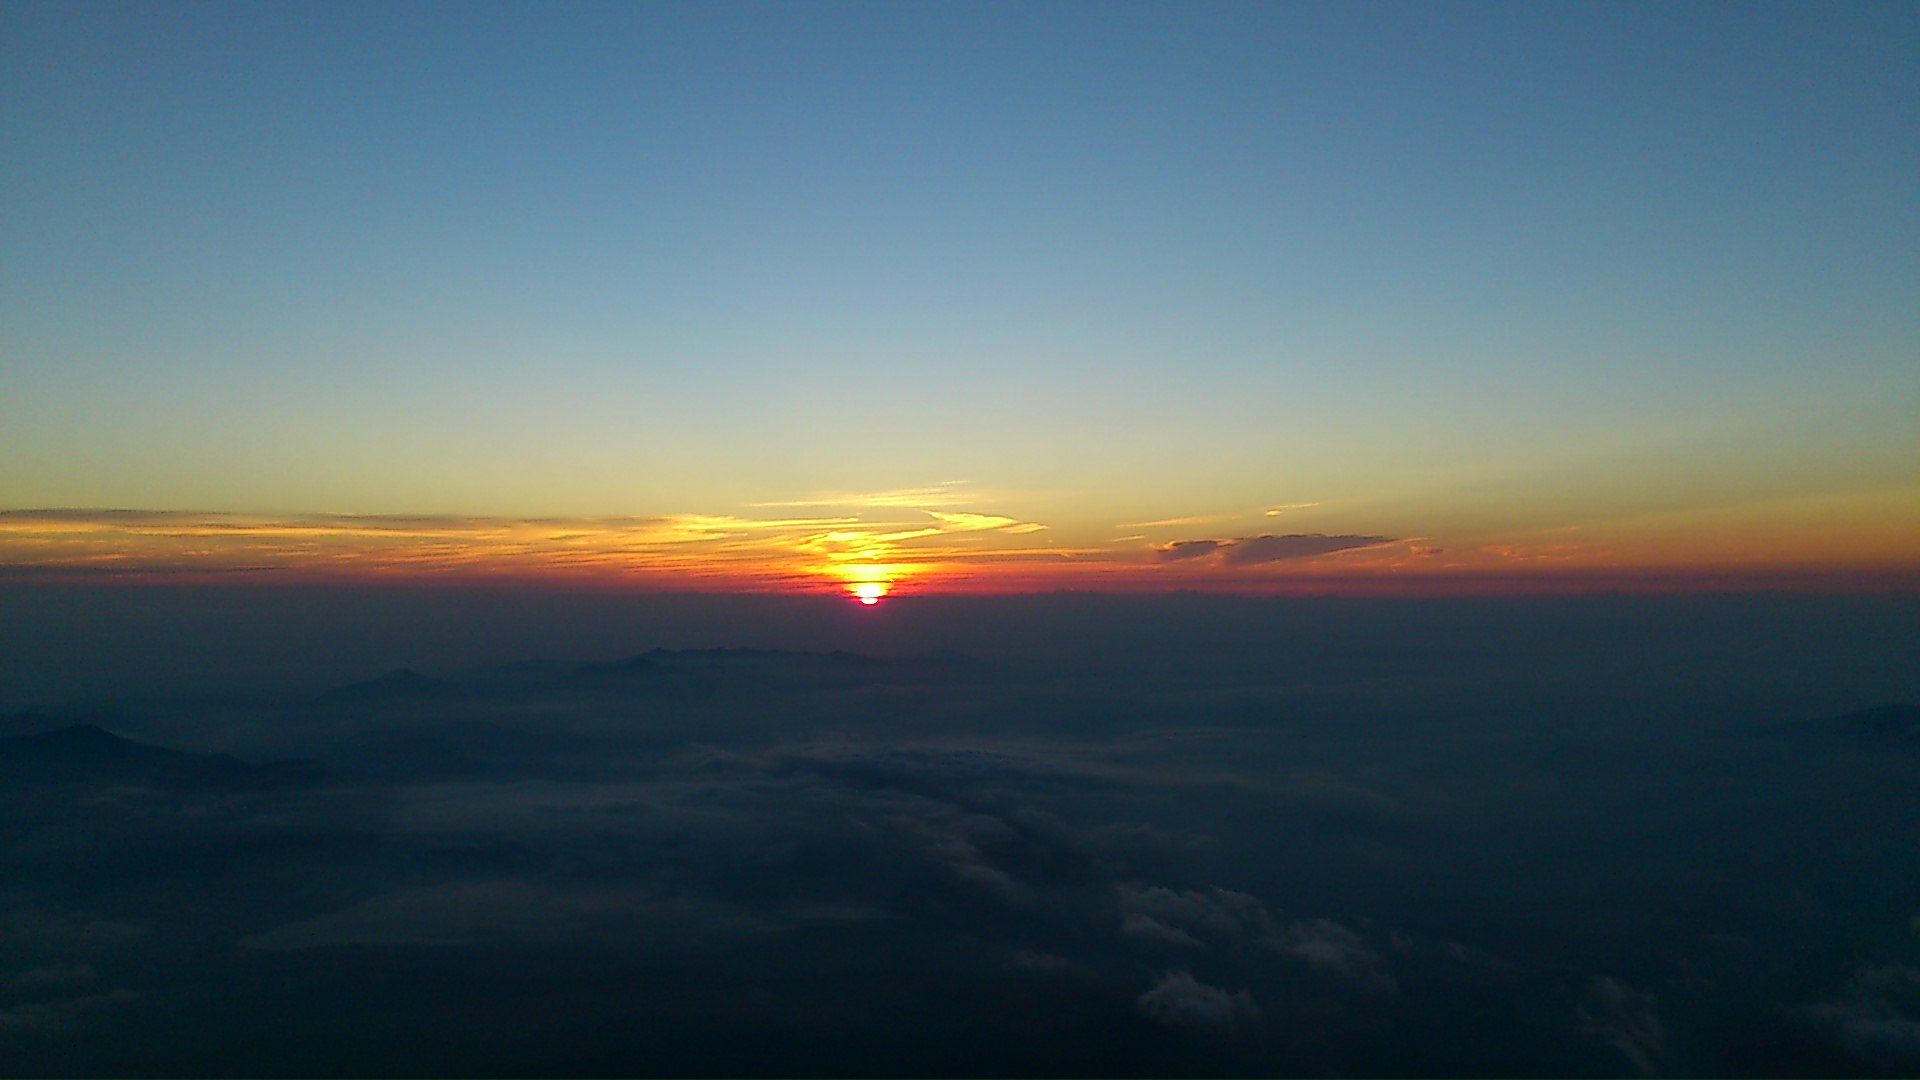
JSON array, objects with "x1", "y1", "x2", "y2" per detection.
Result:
[{"x1": 1152, "y1": 533, "x2": 1397, "y2": 566}]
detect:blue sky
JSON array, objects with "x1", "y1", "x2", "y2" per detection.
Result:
[{"x1": 2, "y1": 1, "x2": 1915, "y2": 588}]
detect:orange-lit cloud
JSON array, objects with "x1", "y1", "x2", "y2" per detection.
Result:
[
  {"x1": 1149, "y1": 534, "x2": 1397, "y2": 565},
  {"x1": 751, "y1": 482, "x2": 994, "y2": 509},
  {"x1": 1122, "y1": 502, "x2": 1323, "y2": 530},
  {"x1": 2, "y1": 493, "x2": 1914, "y2": 596},
  {"x1": 924, "y1": 511, "x2": 1046, "y2": 534},
  {"x1": 0, "y1": 505, "x2": 1058, "y2": 592},
  {"x1": 1121, "y1": 514, "x2": 1234, "y2": 529}
]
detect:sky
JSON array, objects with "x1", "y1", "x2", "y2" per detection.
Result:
[{"x1": 3, "y1": 1, "x2": 1916, "y2": 596}]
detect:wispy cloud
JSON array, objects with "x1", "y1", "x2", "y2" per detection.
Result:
[
  {"x1": 0, "y1": 504, "x2": 1064, "y2": 590},
  {"x1": 12, "y1": 507, "x2": 1834, "y2": 594},
  {"x1": 924, "y1": 511, "x2": 1045, "y2": 534},
  {"x1": 1152, "y1": 539, "x2": 1226, "y2": 562},
  {"x1": 1150, "y1": 533, "x2": 1397, "y2": 566},
  {"x1": 750, "y1": 482, "x2": 986, "y2": 509},
  {"x1": 1120, "y1": 514, "x2": 1233, "y2": 529},
  {"x1": 1124, "y1": 502, "x2": 1319, "y2": 529},
  {"x1": 1222, "y1": 533, "x2": 1396, "y2": 565}
]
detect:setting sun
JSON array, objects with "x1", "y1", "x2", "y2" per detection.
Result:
[{"x1": 851, "y1": 582, "x2": 888, "y2": 605}]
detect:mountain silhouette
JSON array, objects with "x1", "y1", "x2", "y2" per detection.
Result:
[
  {"x1": 316, "y1": 667, "x2": 462, "y2": 705},
  {"x1": 1780, "y1": 703, "x2": 1920, "y2": 747},
  {"x1": 0, "y1": 724, "x2": 325, "y2": 787}
]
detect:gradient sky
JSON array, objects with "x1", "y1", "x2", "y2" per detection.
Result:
[{"x1": 3, "y1": 1, "x2": 1916, "y2": 593}]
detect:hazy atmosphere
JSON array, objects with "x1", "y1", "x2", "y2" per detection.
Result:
[{"x1": 3, "y1": 2, "x2": 1916, "y2": 1076}]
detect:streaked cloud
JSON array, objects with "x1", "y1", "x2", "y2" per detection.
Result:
[
  {"x1": 1120, "y1": 514, "x2": 1234, "y2": 529},
  {"x1": 1124, "y1": 503, "x2": 1321, "y2": 530},
  {"x1": 10, "y1": 505, "x2": 1897, "y2": 594},
  {"x1": 0, "y1": 503, "x2": 1068, "y2": 590},
  {"x1": 1223, "y1": 533, "x2": 1397, "y2": 565},
  {"x1": 1150, "y1": 533, "x2": 1397, "y2": 566},
  {"x1": 1151, "y1": 539, "x2": 1226, "y2": 562},
  {"x1": 750, "y1": 483, "x2": 986, "y2": 509},
  {"x1": 924, "y1": 511, "x2": 1046, "y2": 534}
]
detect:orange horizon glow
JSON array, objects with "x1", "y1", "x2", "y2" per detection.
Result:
[{"x1": 1, "y1": 506, "x2": 1915, "y2": 597}]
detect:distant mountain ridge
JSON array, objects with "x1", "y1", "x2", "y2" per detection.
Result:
[
  {"x1": 333, "y1": 647, "x2": 992, "y2": 700},
  {"x1": 315, "y1": 667, "x2": 462, "y2": 704},
  {"x1": 0, "y1": 723, "x2": 327, "y2": 787},
  {"x1": 1790, "y1": 703, "x2": 1920, "y2": 746}
]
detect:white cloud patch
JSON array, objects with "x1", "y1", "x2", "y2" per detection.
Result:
[
  {"x1": 1120, "y1": 514, "x2": 1232, "y2": 529},
  {"x1": 1117, "y1": 886, "x2": 1398, "y2": 993},
  {"x1": 752, "y1": 483, "x2": 983, "y2": 509},
  {"x1": 1275, "y1": 918, "x2": 1398, "y2": 993},
  {"x1": 1120, "y1": 886, "x2": 1402, "y2": 996},
  {"x1": 1580, "y1": 976, "x2": 1667, "y2": 1077},
  {"x1": 1135, "y1": 970, "x2": 1260, "y2": 1030},
  {"x1": 5, "y1": 964, "x2": 95, "y2": 993},
  {"x1": 949, "y1": 857, "x2": 1026, "y2": 902},
  {"x1": 0, "y1": 990, "x2": 140, "y2": 1036},
  {"x1": 1805, "y1": 964, "x2": 1920, "y2": 1069},
  {"x1": 924, "y1": 511, "x2": 1044, "y2": 534},
  {"x1": 1122, "y1": 912, "x2": 1205, "y2": 949},
  {"x1": 1120, "y1": 885, "x2": 1277, "y2": 941}
]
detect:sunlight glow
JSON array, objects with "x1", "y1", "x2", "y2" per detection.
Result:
[{"x1": 851, "y1": 581, "x2": 888, "y2": 605}]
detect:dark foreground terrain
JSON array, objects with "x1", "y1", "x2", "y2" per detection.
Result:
[{"x1": 1, "y1": 589, "x2": 1916, "y2": 1076}]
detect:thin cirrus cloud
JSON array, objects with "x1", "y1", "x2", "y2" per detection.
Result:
[
  {"x1": 1151, "y1": 533, "x2": 1399, "y2": 566},
  {"x1": 924, "y1": 511, "x2": 1047, "y2": 534},
  {"x1": 1123, "y1": 503, "x2": 1320, "y2": 529},
  {"x1": 750, "y1": 483, "x2": 991, "y2": 509},
  {"x1": 0, "y1": 506, "x2": 1060, "y2": 587},
  {"x1": 1120, "y1": 515, "x2": 1235, "y2": 529},
  {"x1": 18, "y1": 509, "x2": 1891, "y2": 593}
]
